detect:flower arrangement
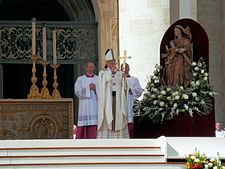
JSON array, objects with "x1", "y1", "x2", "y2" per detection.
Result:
[
  {"x1": 186, "y1": 151, "x2": 225, "y2": 169},
  {"x1": 133, "y1": 58, "x2": 215, "y2": 123}
]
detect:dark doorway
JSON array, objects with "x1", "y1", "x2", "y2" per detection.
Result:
[
  {"x1": 0, "y1": 0, "x2": 69, "y2": 21},
  {"x1": 3, "y1": 64, "x2": 74, "y2": 99}
]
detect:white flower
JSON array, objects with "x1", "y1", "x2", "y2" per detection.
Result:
[
  {"x1": 184, "y1": 104, "x2": 189, "y2": 110},
  {"x1": 192, "y1": 62, "x2": 197, "y2": 66},
  {"x1": 161, "y1": 90, "x2": 166, "y2": 95},
  {"x1": 194, "y1": 158, "x2": 200, "y2": 163},
  {"x1": 153, "y1": 100, "x2": 158, "y2": 105},
  {"x1": 192, "y1": 92, "x2": 197, "y2": 97},
  {"x1": 194, "y1": 67, "x2": 199, "y2": 71},
  {"x1": 166, "y1": 87, "x2": 171, "y2": 92},
  {"x1": 152, "y1": 88, "x2": 158, "y2": 92},
  {"x1": 179, "y1": 86, "x2": 184, "y2": 90},
  {"x1": 182, "y1": 94, "x2": 189, "y2": 99},
  {"x1": 210, "y1": 158, "x2": 215, "y2": 162},
  {"x1": 193, "y1": 73, "x2": 197, "y2": 77},
  {"x1": 208, "y1": 162, "x2": 213, "y2": 167},
  {"x1": 196, "y1": 81, "x2": 200, "y2": 86},
  {"x1": 173, "y1": 103, "x2": 178, "y2": 108},
  {"x1": 213, "y1": 166, "x2": 218, "y2": 169},
  {"x1": 151, "y1": 94, "x2": 156, "y2": 98},
  {"x1": 203, "y1": 77, "x2": 208, "y2": 81},
  {"x1": 159, "y1": 102, "x2": 165, "y2": 107},
  {"x1": 167, "y1": 96, "x2": 172, "y2": 100},
  {"x1": 204, "y1": 73, "x2": 208, "y2": 76},
  {"x1": 158, "y1": 95, "x2": 163, "y2": 99},
  {"x1": 175, "y1": 95, "x2": 180, "y2": 100},
  {"x1": 201, "y1": 69, "x2": 205, "y2": 73},
  {"x1": 198, "y1": 63, "x2": 202, "y2": 67},
  {"x1": 191, "y1": 81, "x2": 195, "y2": 86},
  {"x1": 195, "y1": 97, "x2": 200, "y2": 101},
  {"x1": 190, "y1": 155, "x2": 195, "y2": 159},
  {"x1": 172, "y1": 91, "x2": 179, "y2": 96}
]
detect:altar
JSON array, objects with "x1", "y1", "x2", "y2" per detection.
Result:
[{"x1": 0, "y1": 99, "x2": 74, "y2": 139}]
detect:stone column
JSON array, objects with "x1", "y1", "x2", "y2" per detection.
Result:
[
  {"x1": 92, "y1": 0, "x2": 119, "y2": 69},
  {"x1": 170, "y1": 0, "x2": 180, "y2": 24},
  {"x1": 197, "y1": 0, "x2": 225, "y2": 125},
  {"x1": 179, "y1": 0, "x2": 197, "y2": 20}
]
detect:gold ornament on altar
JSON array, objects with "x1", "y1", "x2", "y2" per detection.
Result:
[
  {"x1": 40, "y1": 60, "x2": 51, "y2": 99},
  {"x1": 51, "y1": 64, "x2": 61, "y2": 99},
  {"x1": 27, "y1": 18, "x2": 61, "y2": 99},
  {"x1": 27, "y1": 55, "x2": 41, "y2": 99},
  {"x1": 27, "y1": 18, "x2": 40, "y2": 99},
  {"x1": 51, "y1": 29, "x2": 61, "y2": 99}
]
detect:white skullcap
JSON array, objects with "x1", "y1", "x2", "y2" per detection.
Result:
[{"x1": 105, "y1": 49, "x2": 115, "y2": 61}]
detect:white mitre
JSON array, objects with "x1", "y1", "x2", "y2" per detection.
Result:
[{"x1": 105, "y1": 49, "x2": 115, "y2": 61}]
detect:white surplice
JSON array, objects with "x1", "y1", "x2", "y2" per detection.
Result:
[
  {"x1": 74, "y1": 75, "x2": 98, "y2": 127},
  {"x1": 97, "y1": 68, "x2": 129, "y2": 139},
  {"x1": 126, "y1": 76, "x2": 143, "y2": 123}
]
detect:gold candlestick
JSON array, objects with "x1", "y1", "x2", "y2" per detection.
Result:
[
  {"x1": 40, "y1": 60, "x2": 51, "y2": 99},
  {"x1": 27, "y1": 55, "x2": 40, "y2": 99},
  {"x1": 51, "y1": 64, "x2": 61, "y2": 99}
]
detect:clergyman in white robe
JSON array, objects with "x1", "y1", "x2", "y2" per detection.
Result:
[
  {"x1": 74, "y1": 73, "x2": 98, "y2": 139},
  {"x1": 122, "y1": 63, "x2": 143, "y2": 138},
  {"x1": 126, "y1": 75, "x2": 143, "y2": 138},
  {"x1": 97, "y1": 49, "x2": 129, "y2": 139}
]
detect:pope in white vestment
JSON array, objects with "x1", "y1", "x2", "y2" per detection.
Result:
[
  {"x1": 122, "y1": 63, "x2": 143, "y2": 138},
  {"x1": 74, "y1": 62, "x2": 98, "y2": 139},
  {"x1": 97, "y1": 49, "x2": 129, "y2": 139}
]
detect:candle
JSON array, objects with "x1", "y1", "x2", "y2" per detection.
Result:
[
  {"x1": 52, "y1": 30, "x2": 57, "y2": 65},
  {"x1": 31, "y1": 18, "x2": 36, "y2": 56},
  {"x1": 42, "y1": 26, "x2": 47, "y2": 61}
]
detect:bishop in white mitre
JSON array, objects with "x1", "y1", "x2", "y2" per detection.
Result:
[
  {"x1": 97, "y1": 49, "x2": 129, "y2": 139},
  {"x1": 74, "y1": 61, "x2": 98, "y2": 139},
  {"x1": 122, "y1": 63, "x2": 143, "y2": 138}
]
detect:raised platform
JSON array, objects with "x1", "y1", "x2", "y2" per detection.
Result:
[{"x1": 0, "y1": 137, "x2": 224, "y2": 169}]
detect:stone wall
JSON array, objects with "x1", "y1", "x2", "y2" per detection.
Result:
[
  {"x1": 119, "y1": 0, "x2": 170, "y2": 90},
  {"x1": 197, "y1": 0, "x2": 225, "y2": 125}
]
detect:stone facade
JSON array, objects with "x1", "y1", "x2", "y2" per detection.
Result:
[
  {"x1": 119, "y1": 0, "x2": 170, "y2": 90},
  {"x1": 197, "y1": 0, "x2": 225, "y2": 126}
]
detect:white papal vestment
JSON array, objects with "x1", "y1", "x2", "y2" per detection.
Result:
[{"x1": 97, "y1": 68, "x2": 129, "y2": 139}]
